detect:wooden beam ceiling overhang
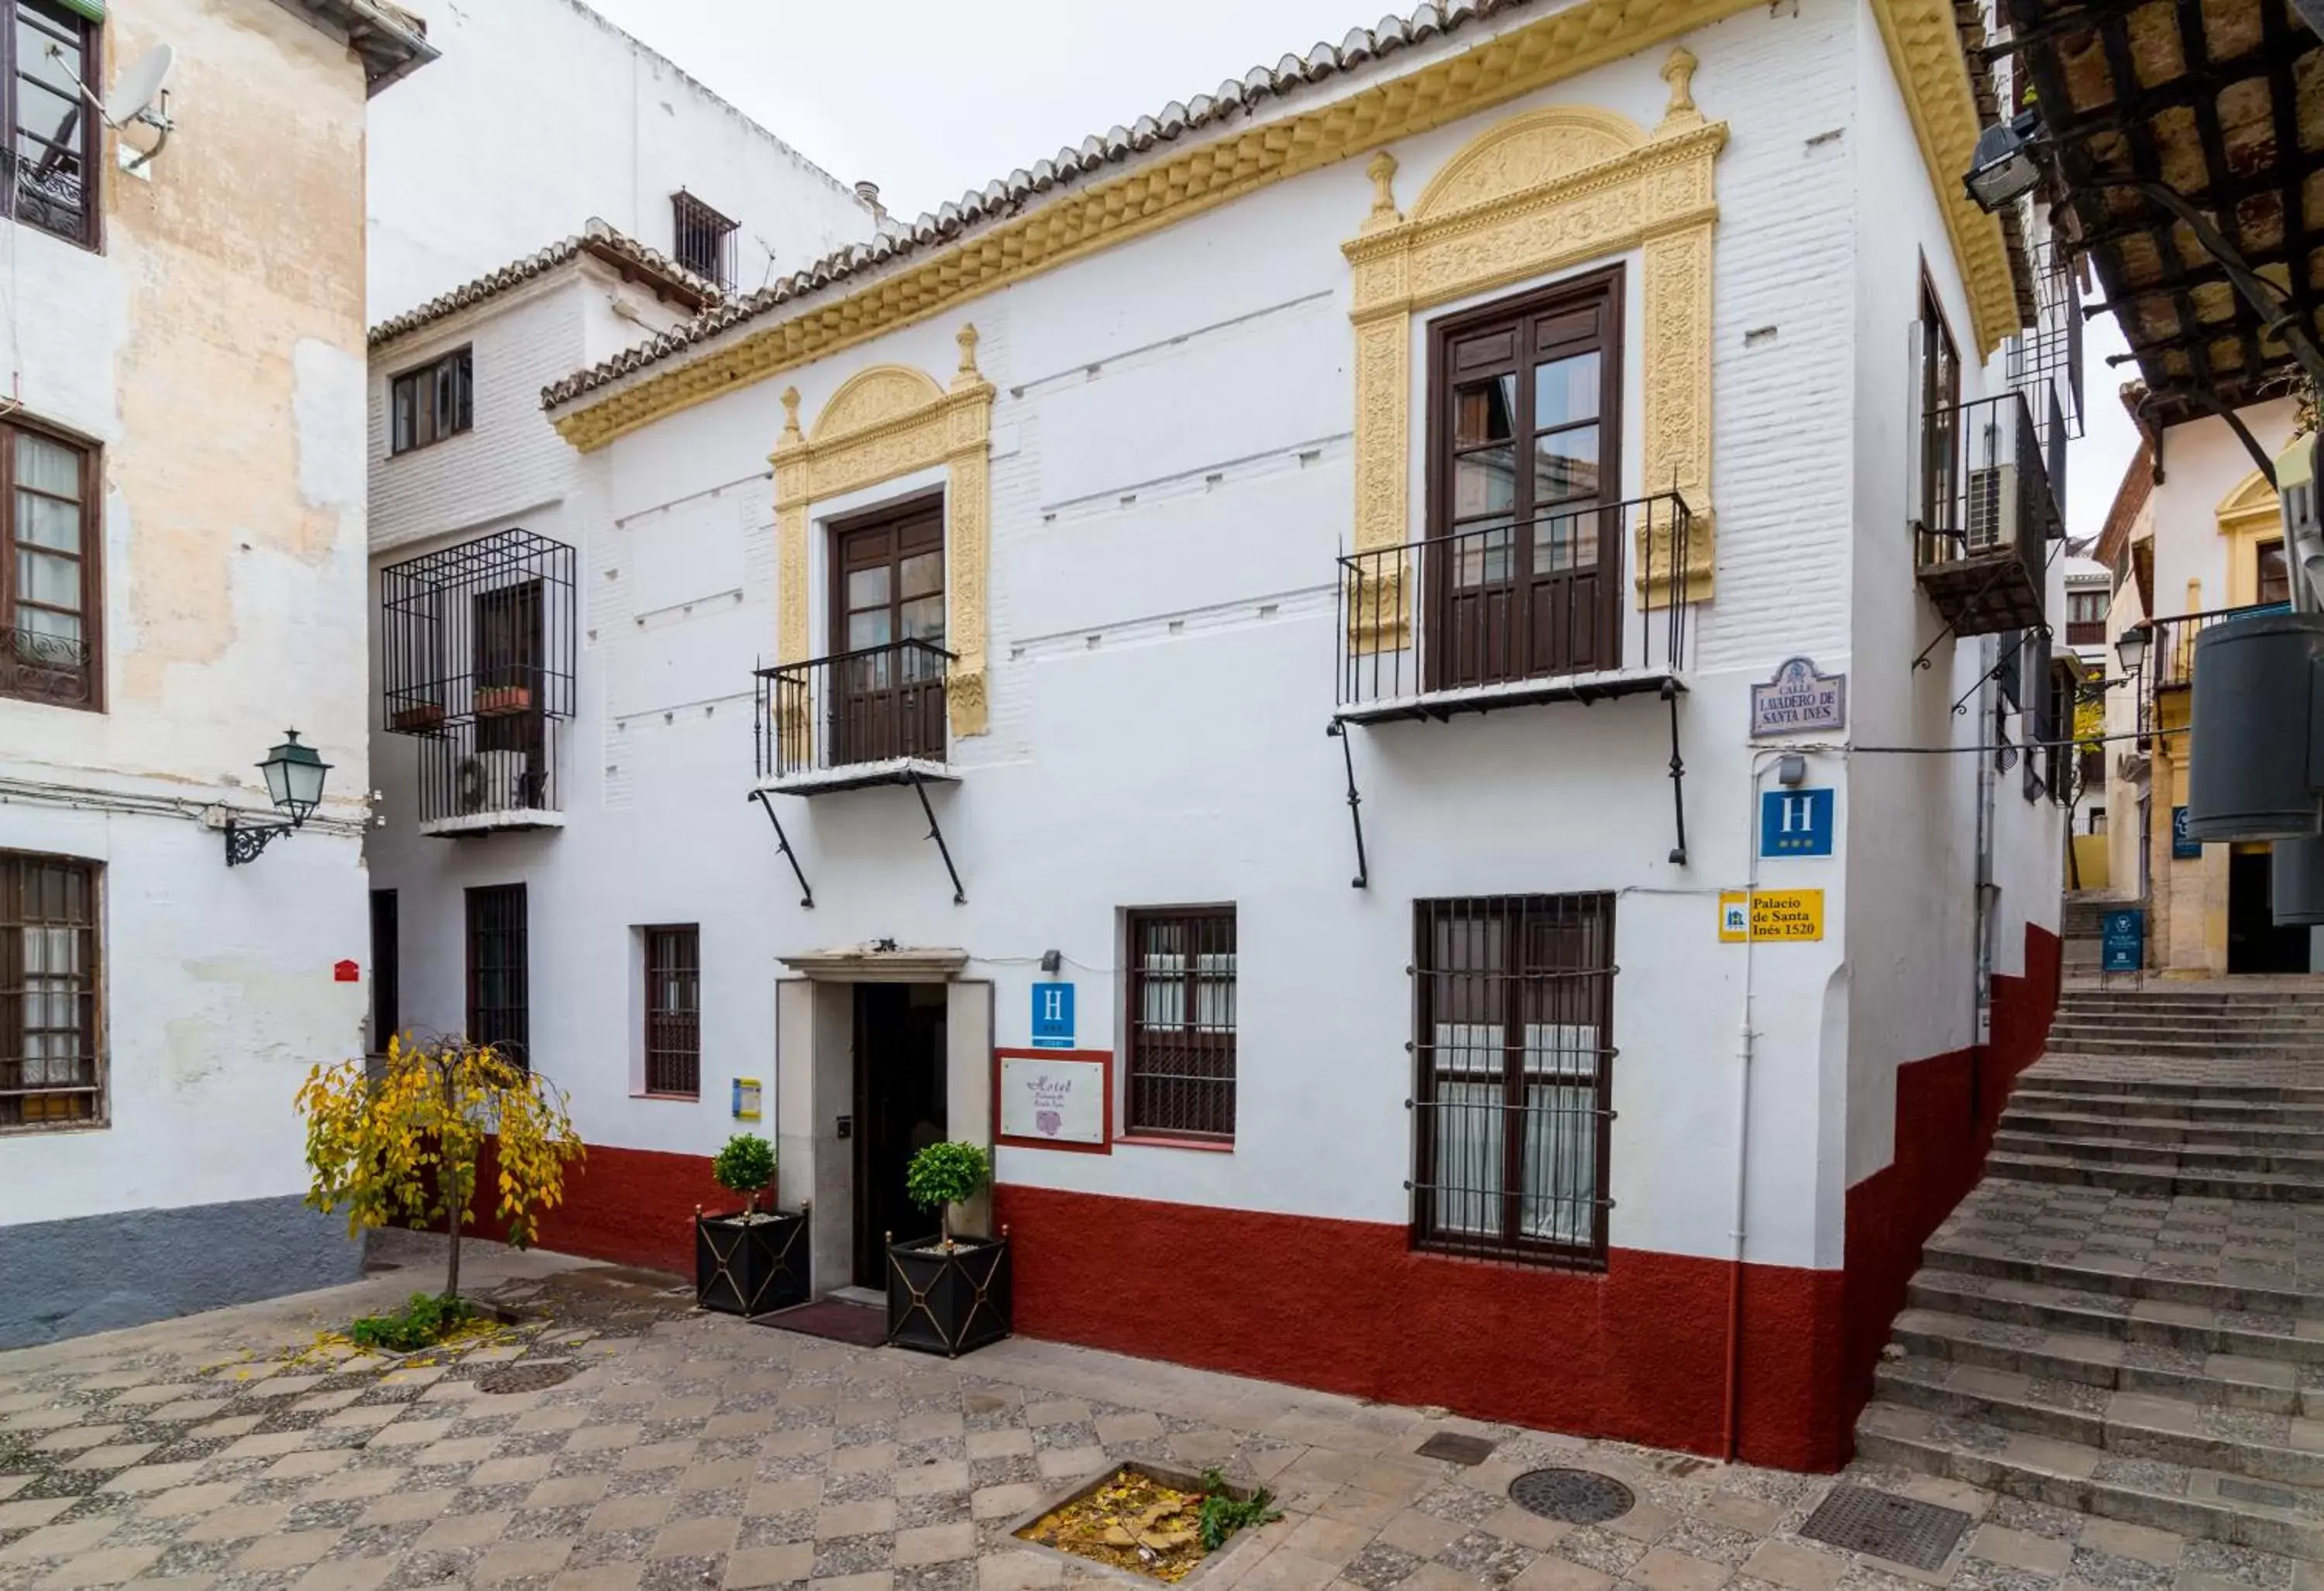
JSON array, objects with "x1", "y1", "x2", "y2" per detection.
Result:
[{"x1": 2003, "y1": 0, "x2": 2322, "y2": 429}]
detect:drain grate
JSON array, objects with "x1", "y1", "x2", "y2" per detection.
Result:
[
  {"x1": 1416, "y1": 1432, "x2": 1498, "y2": 1466},
  {"x1": 1508, "y1": 1469, "x2": 1635, "y2": 1524},
  {"x1": 1798, "y1": 1485, "x2": 1971, "y2": 1571},
  {"x1": 475, "y1": 1361, "x2": 575, "y2": 1395}
]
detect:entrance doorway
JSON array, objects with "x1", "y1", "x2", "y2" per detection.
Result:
[
  {"x1": 852, "y1": 982, "x2": 949, "y2": 1287},
  {"x1": 2228, "y1": 850, "x2": 2312, "y2": 973}
]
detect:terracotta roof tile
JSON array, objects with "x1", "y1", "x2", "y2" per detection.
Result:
[{"x1": 371, "y1": 220, "x2": 723, "y2": 348}]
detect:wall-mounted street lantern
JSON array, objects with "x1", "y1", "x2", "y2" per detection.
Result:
[
  {"x1": 225, "y1": 730, "x2": 331, "y2": 866},
  {"x1": 2114, "y1": 624, "x2": 2150, "y2": 678}
]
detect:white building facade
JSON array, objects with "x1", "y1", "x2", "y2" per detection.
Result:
[
  {"x1": 0, "y1": 0, "x2": 431, "y2": 1347},
  {"x1": 370, "y1": 0, "x2": 2071, "y2": 1468},
  {"x1": 364, "y1": 0, "x2": 876, "y2": 322}
]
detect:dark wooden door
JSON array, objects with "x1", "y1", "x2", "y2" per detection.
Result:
[
  {"x1": 1919, "y1": 279, "x2": 1961, "y2": 541},
  {"x1": 2229, "y1": 851, "x2": 2312, "y2": 974},
  {"x1": 1429, "y1": 271, "x2": 1621, "y2": 689},
  {"x1": 830, "y1": 503, "x2": 946, "y2": 765},
  {"x1": 473, "y1": 580, "x2": 545, "y2": 805},
  {"x1": 852, "y1": 983, "x2": 949, "y2": 1287}
]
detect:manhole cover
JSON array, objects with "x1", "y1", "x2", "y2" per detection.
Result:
[
  {"x1": 474, "y1": 1361, "x2": 574, "y2": 1395},
  {"x1": 1798, "y1": 1485, "x2": 1971, "y2": 1571},
  {"x1": 1508, "y1": 1469, "x2": 1635, "y2": 1524},
  {"x1": 1416, "y1": 1432, "x2": 1497, "y2": 1466}
]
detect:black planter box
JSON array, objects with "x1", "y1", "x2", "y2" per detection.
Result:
[
  {"x1": 885, "y1": 1233, "x2": 1011, "y2": 1356},
  {"x1": 695, "y1": 1208, "x2": 810, "y2": 1317}
]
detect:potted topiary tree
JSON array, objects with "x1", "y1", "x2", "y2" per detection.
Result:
[
  {"x1": 694, "y1": 1133, "x2": 810, "y2": 1317},
  {"x1": 885, "y1": 1140, "x2": 1009, "y2": 1356}
]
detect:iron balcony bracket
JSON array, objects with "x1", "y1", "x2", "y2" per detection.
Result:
[
  {"x1": 906, "y1": 770, "x2": 967, "y2": 905},
  {"x1": 747, "y1": 789, "x2": 815, "y2": 909},
  {"x1": 1662, "y1": 679, "x2": 1690, "y2": 867},
  {"x1": 1327, "y1": 719, "x2": 1370, "y2": 889}
]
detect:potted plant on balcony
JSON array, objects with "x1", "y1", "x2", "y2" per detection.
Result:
[
  {"x1": 474, "y1": 683, "x2": 535, "y2": 717},
  {"x1": 388, "y1": 701, "x2": 446, "y2": 734},
  {"x1": 885, "y1": 1140, "x2": 1009, "y2": 1356},
  {"x1": 694, "y1": 1133, "x2": 810, "y2": 1318}
]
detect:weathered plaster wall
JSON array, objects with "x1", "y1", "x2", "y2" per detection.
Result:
[{"x1": 1, "y1": 0, "x2": 374, "y2": 1302}]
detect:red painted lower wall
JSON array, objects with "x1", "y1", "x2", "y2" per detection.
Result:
[
  {"x1": 1838, "y1": 923, "x2": 2062, "y2": 1442},
  {"x1": 454, "y1": 1138, "x2": 724, "y2": 1278},
  {"x1": 995, "y1": 1184, "x2": 1848, "y2": 1471}
]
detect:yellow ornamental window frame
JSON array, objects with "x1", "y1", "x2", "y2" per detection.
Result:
[
  {"x1": 1343, "y1": 49, "x2": 1724, "y2": 613},
  {"x1": 2216, "y1": 467, "x2": 2284, "y2": 610},
  {"x1": 770, "y1": 324, "x2": 995, "y2": 741}
]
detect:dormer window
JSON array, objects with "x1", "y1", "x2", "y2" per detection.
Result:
[{"x1": 672, "y1": 190, "x2": 737, "y2": 290}]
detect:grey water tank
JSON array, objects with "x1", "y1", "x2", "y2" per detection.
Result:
[
  {"x1": 2185, "y1": 607, "x2": 2324, "y2": 841},
  {"x1": 2274, "y1": 835, "x2": 2324, "y2": 926}
]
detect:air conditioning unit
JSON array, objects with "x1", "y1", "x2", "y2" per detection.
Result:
[
  {"x1": 1964, "y1": 464, "x2": 2019, "y2": 554},
  {"x1": 456, "y1": 750, "x2": 527, "y2": 814}
]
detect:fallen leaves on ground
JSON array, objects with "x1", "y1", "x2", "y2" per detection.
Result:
[{"x1": 1017, "y1": 1467, "x2": 1212, "y2": 1581}]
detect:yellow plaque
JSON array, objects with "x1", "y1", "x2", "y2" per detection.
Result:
[{"x1": 1718, "y1": 889, "x2": 1824, "y2": 943}]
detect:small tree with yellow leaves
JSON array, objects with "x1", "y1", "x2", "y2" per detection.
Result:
[{"x1": 297, "y1": 1034, "x2": 586, "y2": 1304}]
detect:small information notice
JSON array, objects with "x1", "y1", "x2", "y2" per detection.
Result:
[
  {"x1": 1718, "y1": 888, "x2": 1826, "y2": 943},
  {"x1": 998, "y1": 1053, "x2": 1106, "y2": 1148}
]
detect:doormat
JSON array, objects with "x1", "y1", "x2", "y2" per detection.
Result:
[
  {"x1": 754, "y1": 1298, "x2": 887, "y2": 1347},
  {"x1": 1797, "y1": 1484, "x2": 1971, "y2": 1572}
]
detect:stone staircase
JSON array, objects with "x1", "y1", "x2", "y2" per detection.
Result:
[
  {"x1": 2060, "y1": 893, "x2": 2133, "y2": 975},
  {"x1": 1855, "y1": 984, "x2": 2324, "y2": 1557}
]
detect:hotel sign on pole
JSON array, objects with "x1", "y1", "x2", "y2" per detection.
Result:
[{"x1": 1751, "y1": 657, "x2": 1846, "y2": 737}]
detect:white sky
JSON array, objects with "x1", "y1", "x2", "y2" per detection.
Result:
[{"x1": 583, "y1": 0, "x2": 2137, "y2": 543}]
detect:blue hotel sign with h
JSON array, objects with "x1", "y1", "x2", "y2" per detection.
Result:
[
  {"x1": 1031, "y1": 982, "x2": 1076, "y2": 1049},
  {"x1": 1759, "y1": 788, "x2": 1834, "y2": 858}
]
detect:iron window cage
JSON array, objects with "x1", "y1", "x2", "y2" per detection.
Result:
[
  {"x1": 672, "y1": 190, "x2": 739, "y2": 290},
  {"x1": 389, "y1": 347, "x2": 473, "y2": 455},
  {"x1": 1411, "y1": 893, "x2": 1614, "y2": 1269},
  {"x1": 1122, "y1": 907, "x2": 1237, "y2": 1141},
  {"x1": 644, "y1": 926, "x2": 700, "y2": 1098},
  {"x1": 1, "y1": 849, "x2": 101, "y2": 1130},
  {"x1": 380, "y1": 527, "x2": 577, "y2": 735},
  {"x1": 2006, "y1": 235, "x2": 2085, "y2": 448}
]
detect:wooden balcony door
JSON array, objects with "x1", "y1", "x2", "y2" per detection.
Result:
[
  {"x1": 831, "y1": 500, "x2": 947, "y2": 766},
  {"x1": 472, "y1": 580, "x2": 545, "y2": 808},
  {"x1": 1428, "y1": 270, "x2": 1623, "y2": 689}
]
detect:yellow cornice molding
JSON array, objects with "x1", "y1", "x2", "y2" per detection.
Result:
[
  {"x1": 770, "y1": 329, "x2": 996, "y2": 738},
  {"x1": 552, "y1": 0, "x2": 1766, "y2": 454},
  {"x1": 1865, "y1": 0, "x2": 2019, "y2": 359}
]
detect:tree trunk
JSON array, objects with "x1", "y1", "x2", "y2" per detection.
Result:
[
  {"x1": 441, "y1": 1061, "x2": 464, "y2": 1305},
  {"x1": 940, "y1": 1203, "x2": 952, "y2": 1249}
]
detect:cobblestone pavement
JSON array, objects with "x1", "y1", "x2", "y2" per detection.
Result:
[{"x1": 0, "y1": 1244, "x2": 2298, "y2": 1591}]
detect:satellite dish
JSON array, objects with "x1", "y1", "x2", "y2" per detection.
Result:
[{"x1": 102, "y1": 43, "x2": 171, "y2": 128}]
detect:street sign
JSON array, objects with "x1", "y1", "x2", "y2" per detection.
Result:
[
  {"x1": 1759, "y1": 788, "x2": 1835, "y2": 857},
  {"x1": 1031, "y1": 981, "x2": 1076, "y2": 1048},
  {"x1": 2101, "y1": 909, "x2": 2144, "y2": 973},
  {"x1": 1718, "y1": 889, "x2": 1824, "y2": 942},
  {"x1": 1750, "y1": 657, "x2": 1847, "y2": 737}
]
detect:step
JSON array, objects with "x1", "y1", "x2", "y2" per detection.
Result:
[
  {"x1": 1914, "y1": 1244, "x2": 2324, "y2": 1332},
  {"x1": 1990, "y1": 1130, "x2": 2324, "y2": 1178},
  {"x1": 2004, "y1": 1089, "x2": 2324, "y2": 1127},
  {"x1": 1854, "y1": 1400, "x2": 2324, "y2": 1556},
  {"x1": 2013, "y1": 1077, "x2": 2324, "y2": 1105},
  {"x1": 1987, "y1": 1149, "x2": 2324, "y2": 1201},
  {"x1": 2047, "y1": 1019, "x2": 2324, "y2": 1039},
  {"x1": 1874, "y1": 1353, "x2": 2324, "y2": 1487},
  {"x1": 2034, "y1": 1038, "x2": 2324, "y2": 1061},
  {"x1": 1889, "y1": 1306, "x2": 2319, "y2": 1415},
  {"x1": 1998, "y1": 1107, "x2": 2324, "y2": 1152}
]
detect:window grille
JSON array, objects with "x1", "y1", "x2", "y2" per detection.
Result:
[
  {"x1": 2, "y1": 850, "x2": 99, "y2": 1128},
  {"x1": 672, "y1": 191, "x2": 738, "y2": 290},
  {"x1": 644, "y1": 926, "x2": 700, "y2": 1097},
  {"x1": 466, "y1": 884, "x2": 528, "y2": 1067},
  {"x1": 1123, "y1": 908, "x2": 1236, "y2": 1140},
  {"x1": 1412, "y1": 894, "x2": 1613, "y2": 1266}
]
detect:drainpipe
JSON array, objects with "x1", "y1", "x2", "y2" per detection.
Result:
[
  {"x1": 1724, "y1": 748, "x2": 1777, "y2": 1461},
  {"x1": 1972, "y1": 637, "x2": 1999, "y2": 1124}
]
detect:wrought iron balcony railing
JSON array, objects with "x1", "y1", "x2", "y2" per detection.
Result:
[
  {"x1": 413, "y1": 715, "x2": 565, "y2": 833},
  {"x1": 753, "y1": 638, "x2": 954, "y2": 788},
  {"x1": 2150, "y1": 602, "x2": 2289, "y2": 695},
  {"x1": 0, "y1": 627, "x2": 93, "y2": 706},
  {"x1": 1334, "y1": 492, "x2": 1693, "y2": 719},
  {"x1": 1913, "y1": 391, "x2": 2062, "y2": 637}
]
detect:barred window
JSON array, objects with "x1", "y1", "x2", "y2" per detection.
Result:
[
  {"x1": 466, "y1": 883, "x2": 527, "y2": 1067},
  {"x1": 1413, "y1": 894, "x2": 1612, "y2": 1265},
  {"x1": 1123, "y1": 907, "x2": 1236, "y2": 1141},
  {"x1": 2, "y1": 850, "x2": 100, "y2": 1129},
  {"x1": 644, "y1": 926, "x2": 700, "y2": 1097}
]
